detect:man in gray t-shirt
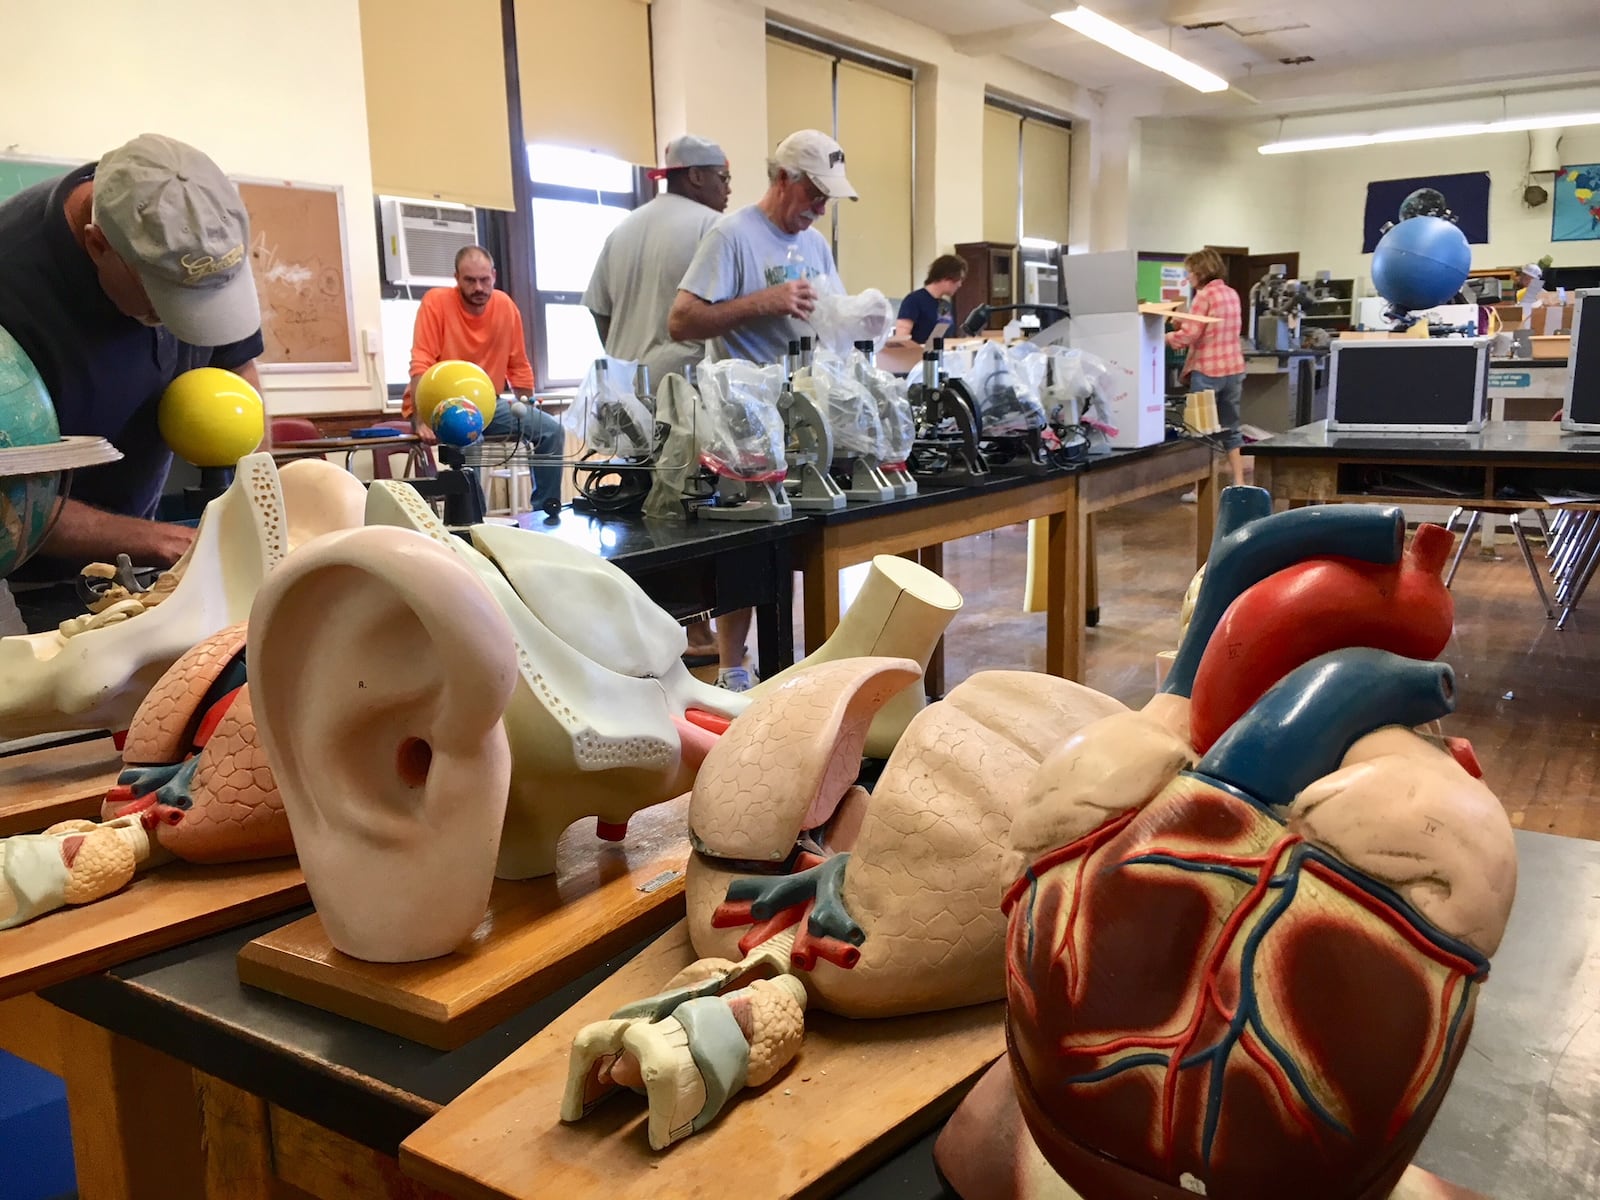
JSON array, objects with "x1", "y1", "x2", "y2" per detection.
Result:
[
  {"x1": 670, "y1": 129, "x2": 855, "y2": 366},
  {"x1": 669, "y1": 129, "x2": 858, "y2": 691},
  {"x1": 583, "y1": 135, "x2": 731, "y2": 384}
]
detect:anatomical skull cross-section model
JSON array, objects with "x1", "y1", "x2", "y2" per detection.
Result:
[{"x1": 560, "y1": 486, "x2": 1516, "y2": 1200}]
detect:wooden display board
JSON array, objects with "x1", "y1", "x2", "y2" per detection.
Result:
[
  {"x1": 0, "y1": 860, "x2": 306, "y2": 1000},
  {"x1": 238, "y1": 802, "x2": 693, "y2": 1048},
  {"x1": 401, "y1": 920, "x2": 1006, "y2": 1200},
  {"x1": 935, "y1": 1061, "x2": 1486, "y2": 1200},
  {"x1": 0, "y1": 735, "x2": 124, "y2": 838},
  {"x1": 233, "y1": 178, "x2": 357, "y2": 372}
]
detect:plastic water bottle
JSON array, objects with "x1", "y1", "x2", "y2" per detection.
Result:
[{"x1": 783, "y1": 243, "x2": 806, "y2": 283}]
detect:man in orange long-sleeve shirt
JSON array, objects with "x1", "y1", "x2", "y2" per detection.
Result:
[{"x1": 406, "y1": 245, "x2": 563, "y2": 506}]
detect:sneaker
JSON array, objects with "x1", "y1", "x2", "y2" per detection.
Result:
[
  {"x1": 717, "y1": 667, "x2": 757, "y2": 693},
  {"x1": 1179, "y1": 490, "x2": 1197, "y2": 504}
]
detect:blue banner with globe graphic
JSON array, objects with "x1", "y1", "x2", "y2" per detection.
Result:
[{"x1": 1552, "y1": 165, "x2": 1600, "y2": 242}]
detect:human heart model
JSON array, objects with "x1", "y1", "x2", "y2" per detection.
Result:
[{"x1": 562, "y1": 487, "x2": 1514, "y2": 1181}]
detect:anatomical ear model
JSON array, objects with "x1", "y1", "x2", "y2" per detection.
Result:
[
  {"x1": 746, "y1": 553, "x2": 962, "y2": 759},
  {"x1": 361, "y1": 481, "x2": 746, "y2": 882},
  {"x1": 249, "y1": 524, "x2": 520, "y2": 963},
  {"x1": 562, "y1": 487, "x2": 1513, "y2": 1173},
  {"x1": 0, "y1": 455, "x2": 366, "y2": 740}
]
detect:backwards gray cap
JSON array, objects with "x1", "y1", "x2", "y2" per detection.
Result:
[{"x1": 92, "y1": 134, "x2": 261, "y2": 347}]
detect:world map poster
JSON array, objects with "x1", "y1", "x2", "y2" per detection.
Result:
[{"x1": 1552, "y1": 164, "x2": 1600, "y2": 242}]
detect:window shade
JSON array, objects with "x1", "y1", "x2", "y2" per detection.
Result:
[
  {"x1": 360, "y1": 0, "x2": 515, "y2": 210},
  {"x1": 983, "y1": 105, "x2": 1021, "y2": 245},
  {"x1": 1022, "y1": 119, "x2": 1071, "y2": 246},
  {"x1": 766, "y1": 37, "x2": 834, "y2": 151},
  {"x1": 835, "y1": 62, "x2": 912, "y2": 296},
  {"x1": 515, "y1": 0, "x2": 656, "y2": 166}
]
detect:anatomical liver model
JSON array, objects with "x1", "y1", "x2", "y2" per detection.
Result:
[
  {"x1": 0, "y1": 455, "x2": 365, "y2": 740},
  {"x1": 561, "y1": 487, "x2": 1514, "y2": 1180}
]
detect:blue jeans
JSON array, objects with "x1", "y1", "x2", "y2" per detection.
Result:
[
  {"x1": 485, "y1": 402, "x2": 564, "y2": 507},
  {"x1": 1188, "y1": 370, "x2": 1244, "y2": 450}
]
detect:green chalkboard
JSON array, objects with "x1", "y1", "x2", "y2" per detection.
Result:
[{"x1": 0, "y1": 156, "x2": 76, "y2": 203}]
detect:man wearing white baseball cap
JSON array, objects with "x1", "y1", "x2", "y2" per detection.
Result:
[
  {"x1": 585, "y1": 134, "x2": 732, "y2": 384},
  {"x1": 0, "y1": 133, "x2": 264, "y2": 583},
  {"x1": 668, "y1": 129, "x2": 857, "y2": 691}
]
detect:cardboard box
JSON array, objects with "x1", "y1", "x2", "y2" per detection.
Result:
[
  {"x1": 1068, "y1": 311, "x2": 1167, "y2": 449},
  {"x1": 1337, "y1": 331, "x2": 1401, "y2": 341},
  {"x1": 1492, "y1": 303, "x2": 1527, "y2": 331},
  {"x1": 1536, "y1": 303, "x2": 1576, "y2": 335},
  {"x1": 1531, "y1": 335, "x2": 1570, "y2": 360}
]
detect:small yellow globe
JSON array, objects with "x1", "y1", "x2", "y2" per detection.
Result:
[
  {"x1": 158, "y1": 368, "x2": 265, "y2": 467},
  {"x1": 415, "y1": 360, "x2": 498, "y2": 428}
]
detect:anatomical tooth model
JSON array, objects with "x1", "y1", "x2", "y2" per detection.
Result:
[{"x1": 560, "y1": 487, "x2": 1513, "y2": 1184}]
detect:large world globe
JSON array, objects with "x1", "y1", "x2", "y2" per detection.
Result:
[
  {"x1": 0, "y1": 323, "x2": 64, "y2": 579},
  {"x1": 1371, "y1": 216, "x2": 1472, "y2": 312}
]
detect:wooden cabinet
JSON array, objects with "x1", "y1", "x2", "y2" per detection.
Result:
[{"x1": 954, "y1": 241, "x2": 1016, "y2": 331}]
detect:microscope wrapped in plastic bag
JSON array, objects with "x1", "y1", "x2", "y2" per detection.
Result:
[
  {"x1": 1038, "y1": 346, "x2": 1112, "y2": 427},
  {"x1": 565, "y1": 358, "x2": 655, "y2": 456},
  {"x1": 694, "y1": 360, "x2": 788, "y2": 481},
  {"x1": 861, "y1": 365, "x2": 915, "y2": 466},
  {"x1": 968, "y1": 341, "x2": 1046, "y2": 436},
  {"x1": 807, "y1": 350, "x2": 885, "y2": 459}
]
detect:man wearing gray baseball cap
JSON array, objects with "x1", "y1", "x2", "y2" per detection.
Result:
[
  {"x1": 0, "y1": 132, "x2": 264, "y2": 596},
  {"x1": 584, "y1": 134, "x2": 732, "y2": 385},
  {"x1": 667, "y1": 128, "x2": 856, "y2": 691}
]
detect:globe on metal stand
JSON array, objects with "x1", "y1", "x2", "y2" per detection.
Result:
[{"x1": 157, "y1": 367, "x2": 267, "y2": 518}]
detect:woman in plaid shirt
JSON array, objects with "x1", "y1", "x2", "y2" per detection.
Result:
[{"x1": 1166, "y1": 248, "x2": 1248, "y2": 486}]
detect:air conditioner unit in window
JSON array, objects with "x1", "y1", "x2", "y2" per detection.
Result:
[
  {"x1": 1023, "y1": 260, "x2": 1060, "y2": 306},
  {"x1": 380, "y1": 197, "x2": 479, "y2": 287}
]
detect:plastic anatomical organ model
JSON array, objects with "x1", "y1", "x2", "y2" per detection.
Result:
[
  {"x1": 0, "y1": 455, "x2": 365, "y2": 740},
  {"x1": 560, "y1": 488, "x2": 1504, "y2": 1165}
]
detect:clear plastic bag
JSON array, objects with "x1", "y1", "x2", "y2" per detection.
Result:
[
  {"x1": 643, "y1": 373, "x2": 699, "y2": 519},
  {"x1": 805, "y1": 350, "x2": 885, "y2": 459},
  {"x1": 860, "y1": 363, "x2": 915, "y2": 466},
  {"x1": 966, "y1": 341, "x2": 1046, "y2": 436},
  {"x1": 565, "y1": 357, "x2": 654, "y2": 456},
  {"x1": 808, "y1": 289, "x2": 896, "y2": 356},
  {"x1": 693, "y1": 359, "x2": 787, "y2": 481},
  {"x1": 1041, "y1": 347, "x2": 1112, "y2": 427}
]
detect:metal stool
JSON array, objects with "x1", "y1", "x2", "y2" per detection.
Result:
[
  {"x1": 1443, "y1": 507, "x2": 1554, "y2": 618},
  {"x1": 1546, "y1": 510, "x2": 1600, "y2": 630}
]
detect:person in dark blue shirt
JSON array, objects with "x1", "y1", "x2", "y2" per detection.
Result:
[
  {"x1": 893, "y1": 254, "x2": 968, "y2": 346},
  {"x1": 0, "y1": 134, "x2": 264, "y2": 582}
]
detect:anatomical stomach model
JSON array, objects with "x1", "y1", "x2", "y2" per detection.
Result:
[{"x1": 559, "y1": 488, "x2": 1511, "y2": 1169}]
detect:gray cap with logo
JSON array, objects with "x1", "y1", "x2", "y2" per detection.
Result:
[{"x1": 91, "y1": 134, "x2": 261, "y2": 347}]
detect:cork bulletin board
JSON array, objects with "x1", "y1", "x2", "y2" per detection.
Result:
[{"x1": 234, "y1": 178, "x2": 357, "y2": 371}]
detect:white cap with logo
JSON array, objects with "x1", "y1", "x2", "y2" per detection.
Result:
[
  {"x1": 774, "y1": 130, "x2": 858, "y2": 201},
  {"x1": 91, "y1": 133, "x2": 261, "y2": 347},
  {"x1": 1521, "y1": 263, "x2": 1543, "y2": 280}
]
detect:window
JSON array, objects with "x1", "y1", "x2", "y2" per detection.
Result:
[
  {"x1": 765, "y1": 28, "x2": 915, "y2": 297},
  {"x1": 526, "y1": 143, "x2": 644, "y2": 387},
  {"x1": 983, "y1": 98, "x2": 1073, "y2": 248}
]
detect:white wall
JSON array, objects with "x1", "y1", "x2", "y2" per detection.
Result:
[
  {"x1": 1129, "y1": 119, "x2": 1301, "y2": 257},
  {"x1": 0, "y1": 0, "x2": 385, "y2": 418},
  {"x1": 1291, "y1": 127, "x2": 1600, "y2": 284},
  {"x1": 1131, "y1": 111, "x2": 1600, "y2": 288}
]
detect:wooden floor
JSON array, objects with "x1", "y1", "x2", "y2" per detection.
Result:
[{"x1": 784, "y1": 496, "x2": 1600, "y2": 841}]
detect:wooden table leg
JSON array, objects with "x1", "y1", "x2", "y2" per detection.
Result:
[
  {"x1": 1085, "y1": 513, "x2": 1100, "y2": 627},
  {"x1": 919, "y1": 544, "x2": 947, "y2": 698},
  {"x1": 194, "y1": 1073, "x2": 275, "y2": 1200},
  {"x1": 800, "y1": 536, "x2": 841, "y2": 657},
  {"x1": 1045, "y1": 480, "x2": 1088, "y2": 681},
  {"x1": 55, "y1": 1007, "x2": 206, "y2": 1199},
  {"x1": 1195, "y1": 457, "x2": 1220, "y2": 568}
]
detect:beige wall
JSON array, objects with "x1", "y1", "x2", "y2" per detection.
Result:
[
  {"x1": 0, "y1": 0, "x2": 385, "y2": 418},
  {"x1": 649, "y1": 0, "x2": 1106, "y2": 279}
]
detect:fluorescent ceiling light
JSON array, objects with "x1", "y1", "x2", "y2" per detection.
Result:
[
  {"x1": 1051, "y1": 6, "x2": 1228, "y2": 94},
  {"x1": 1260, "y1": 111, "x2": 1600, "y2": 154}
]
